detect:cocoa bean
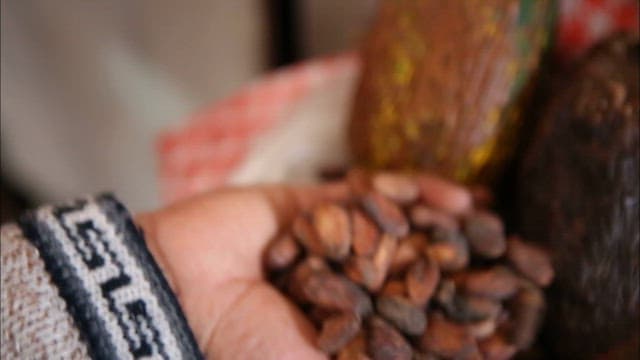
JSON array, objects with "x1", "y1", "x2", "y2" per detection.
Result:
[
  {"x1": 478, "y1": 334, "x2": 517, "y2": 360},
  {"x1": 505, "y1": 283, "x2": 545, "y2": 350},
  {"x1": 443, "y1": 295, "x2": 502, "y2": 323},
  {"x1": 347, "y1": 168, "x2": 372, "y2": 197},
  {"x1": 411, "y1": 352, "x2": 440, "y2": 360},
  {"x1": 301, "y1": 271, "x2": 373, "y2": 316},
  {"x1": 361, "y1": 192, "x2": 410, "y2": 237},
  {"x1": 337, "y1": 331, "x2": 371, "y2": 360},
  {"x1": 406, "y1": 257, "x2": 440, "y2": 307},
  {"x1": 309, "y1": 306, "x2": 335, "y2": 326},
  {"x1": 390, "y1": 237, "x2": 420, "y2": 274},
  {"x1": 367, "y1": 316, "x2": 413, "y2": 360},
  {"x1": 420, "y1": 312, "x2": 478, "y2": 359},
  {"x1": 466, "y1": 317, "x2": 497, "y2": 340},
  {"x1": 318, "y1": 312, "x2": 362, "y2": 355},
  {"x1": 288, "y1": 256, "x2": 330, "y2": 300},
  {"x1": 352, "y1": 209, "x2": 380, "y2": 256},
  {"x1": 313, "y1": 203, "x2": 352, "y2": 261},
  {"x1": 462, "y1": 211, "x2": 506, "y2": 259},
  {"x1": 344, "y1": 256, "x2": 378, "y2": 290},
  {"x1": 372, "y1": 172, "x2": 420, "y2": 204},
  {"x1": 460, "y1": 266, "x2": 519, "y2": 300},
  {"x1": 426, "y1": 227, "x2": 469, "y2": 271},
  {"x1": 292, "y1": 215, "x2": 325, "y2": 256},
  {"x1": 506, "y1": 236, "x2": 554, "y2": 287},
  {"x1": 415, "y1": 175, "x2": 472, "y2": 215},
  {"x1": 410, "y1": 205, "x2": 458, "y2": 230},
  {"x1": 265, "y1": 233, "x2": 300, "y2": 270},
  {"x1": 375, "y1": 295, "x2": 427, "y2": 336},
  {"x1": 370, "y1": 234, "x2": 399, "y2": 291},
  {"x1": 380, "y1": 280, "x2": 407, "y2": 297}
]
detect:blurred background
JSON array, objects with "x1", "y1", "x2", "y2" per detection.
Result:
[{"x1": 0, "y1": 0, "x2": 379, "y2": 220}]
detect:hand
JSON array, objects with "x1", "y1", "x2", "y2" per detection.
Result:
[{"x1": 136, "y1": 176, "x2": 471, "y2": 359}]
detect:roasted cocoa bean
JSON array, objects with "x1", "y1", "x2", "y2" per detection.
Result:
[
  {"x1": 406, "y1": 257, "x2": 440, "y2": 307},
  {"x1": 410, "y1": 205, "x2": 458, "y2": 230},
  {"x1": 318, "y1": 312, "x2": 362, "y2": 355},
  {"x1": 344, "y1": 256, "x2": 378, "y2": 290},
  {"x1": 292, "y1": 215, "x2": 325, "y2": 256},
  {"x1": 466, "y1": 317, "x2": 497, "y2": 340},
  {"x1": 264, "y1": 233, "x2": 300, "y2": 270},
  {"x1": 370, "y1": 234, "x2": 399, "y2": 291},
  {"x1": 506, "y1": 236, "x2": 554, "y2": 287},
  {"x1": 479, "y1": 334, "x2": 517, "y2": 360},
  {"x1": 380, "y1": 280, "x2": 407, "y2": 297},
  {"x1": 367, "y1": 316, "x2": 413, "y2": 360},
  {"x1": 375, "y1": 295, "x2": 427, "y2": 336},
  {"x1": 460, "y1": 266, "x2": 519, "y2": 300},
  {"x1": 361, "y1": 192, "x2": 410, "y2": 237},
  {"x1": 337, "y1": 331, "x2": 371, "y2": 360},
  {"x1": 443, "y1": 295, "x2": 502, "y2": 323},
  {"x1": 505, "y1": 283, "x2": 545, "y2": 350},
  {"x1": 426, "y1": 227, "x2": 469, "y2": 271},
  {"x1": 372, "y1": 172, "x2": 420, "y2": 204},
  {"x1": 420, "y1": 312, "x2": 478, "y2": 359},
  {"x1": 288, "y1": 256, "x2": 330, "y2": 300},
  {"x1": 390, "y1": 237, "x2": 421, "y2": 274},
  {"x1": 462, "y1": 211, "x2": 506, "y2": 259},
  {"x1": 352, "y1": 209, "x2": 381, "y2": 256},
  {"x1": 347, "y1": 168, "x2": 372, "y2": 197},
  {"x1": 313, "y1": 203, "x2": 352, "y2": 261},
  {"x1": 301, "y1": 271, "x2": 373, "y2": 316}
]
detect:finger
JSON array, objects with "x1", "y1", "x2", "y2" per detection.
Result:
[
  {"x1": 415, "y1": 174, "x2": 472, "y2": 215},
  {"x1": 205, "y1": 281, "x2": 326, "y2": 360}
]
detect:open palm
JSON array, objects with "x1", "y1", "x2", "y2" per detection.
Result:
[{"x1": 136, "y1": 175, "x2": 471, "y2": 359}]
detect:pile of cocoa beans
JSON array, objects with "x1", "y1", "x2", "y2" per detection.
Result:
[{"x1": 264, "y1": 170, "x2": 554, "y2": 359}]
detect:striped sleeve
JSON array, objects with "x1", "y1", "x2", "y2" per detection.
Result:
[{"x1": 16, "y1": 194, "x2": 203, "y2": 360}]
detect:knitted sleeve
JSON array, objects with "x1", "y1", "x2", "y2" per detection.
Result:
[{"x1": 1, "y1": 194, "x2": 203, "y2": 359}]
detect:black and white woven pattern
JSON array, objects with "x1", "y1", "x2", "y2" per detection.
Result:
[{"x1": 19, "y1": 194, "x2": 202, "y2": 360}]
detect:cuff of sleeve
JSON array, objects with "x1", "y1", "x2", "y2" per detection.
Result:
[{"x1": 18, "y1": 194, "x2": 203, "y2": 360}]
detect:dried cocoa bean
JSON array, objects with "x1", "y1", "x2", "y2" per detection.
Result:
[
  {"x1": 479, "y1": 334, "x2": 517, "y2": 360},
  {"x1": 380, "y1": 280, "x2": 407, "y2": 297},
  {"x1": 415, "y1": 175, "x2": 472, "y2": 215},
  {"x1": 352, "y1": 209, "x2": 380, "y2": 256},
  {"x1": 264, "y1": 233, "x2": 300, "y2": 270},
  {"x1": 460, "y1": 266, "x2": 519, "y2": 300},
  {"x1": 361, "y1": 192, "x2": 410, "y2": 237},
  {"x1": 426, "y1": 227, "x2": 469, "y2": 271},
  {"x1": 301, "y1": 271, "x2": 373, "y2": 316},
  {"x1": 506, "y1": 236, "x2": 554, "y2": 287},
  {"x1": 443, "y1": 295, "x2": 502, "y2": 323},
  {"x1": 337, "y1": 331, "x2": 371, "y2": 360},
  {"x1": 406, "y1": 257, "x2": 440, "y2": 307},
  {"x1": 288, "y1": 256, "x2": 330, "y2": 300},
  {"x1": 344, "y1": 256, "x2": 378, "y2": 290},
  {"x1": 389, "y1": 237, "x2": 420, "y2": 274},
  {"x1": 367, "y1": 316, "x2": 413, "y2": 360},
  {"x1": 318, "y1": 312, "x2": 362, "y2": 355},
  {"x1": 370, "y1": 234, "x2": 399, "y2": 291},
  {"x1": 375, "y1": 295, "x2": 427, "y2": 336},
  {"x1": 372, "y1": 172, "x2": 420, "y2": 204},
  {"x1": 313, "y1": 203, "x2": 352, "y2": 261},
  {"x1": 410, "y1": 205, "x2": 458, "y2": 230},
  {"x1": 347, "y1": 168, "x2": 372, "y2": 197},
  {"x1": 420, "y1": 312, "x2": 478, "y2": 359},
  {"x1": 462, "y1": 211, "x2": 506, "y2": 259},
  {"x1": 505, "y1": 283, "x2": 545, "y2": 350},
  {"x1": 292, "y1": 215, "x2": 325, "y2": 255},
  {"x1": 466, "y1": 317, "x2": 497, "y2": 340},
  {"x1": 309, "y1": 306, "x2": 335, "y2": 326}
]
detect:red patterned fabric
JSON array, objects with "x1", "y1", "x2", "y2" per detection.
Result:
[{"x1": 158, "y1": 0, "x2": 638, "y2": 204}]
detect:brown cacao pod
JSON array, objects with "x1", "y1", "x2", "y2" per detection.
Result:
[
  {"x1": 349, "y1": 0, "x2": 555, "y2": 185},
  {"x1": 518, "y1": 34, "x2": 639, "y2": 358}
]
